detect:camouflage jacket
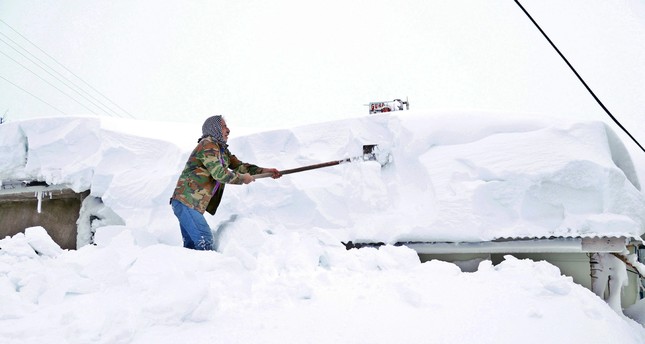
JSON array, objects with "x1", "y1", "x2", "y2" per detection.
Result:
[{"x1": 172, "y1": 136, "x2": 262, "y2": 214}]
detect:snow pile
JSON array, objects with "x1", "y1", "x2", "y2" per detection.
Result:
[
  {"x1": 223, "y1": 112, "x2": 644, "y2": 245},
  {"x1": 1, "y1": 113, "x2": 645, "y2": 342},
  {"x1": 1, "y1": 113, "x2": 643, "y2": 245},
  {"x1": 0, "y1": 226, "x2": 62, "y2": 258},
  {"x1": 0, "y1": 116, "x2": 190, "y2": 232},
  {"x1": 1, "y1": 228, "x2": 644, "y2": 343}
]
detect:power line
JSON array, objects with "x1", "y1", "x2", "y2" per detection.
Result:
[
  {"x1": 0, "y1": 35, "x2": 116, "y2": 117},
  {"x1": 0, "y1": 74, "x2": 68, "y2": 115},
  {"x1": 0, "y1": 31, "x2": 123, "y2": 118},
  {"x1": 0, "y1": 19, "x2": 136, "y2": 118},
  {"x1": 0, "y1": 49, "x2": 102, "y2": 116},
  {"x1": 514, "y1": 0, "x2": 645, "y2": 154}
]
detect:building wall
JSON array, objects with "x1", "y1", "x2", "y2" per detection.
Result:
[{"x1": 0, "y1": 189, "x2": 88, "y2": 250}]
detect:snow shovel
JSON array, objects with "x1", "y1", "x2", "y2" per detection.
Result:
[{"x1": 253, "y1": 144, "x2": 390, "y2": 179}]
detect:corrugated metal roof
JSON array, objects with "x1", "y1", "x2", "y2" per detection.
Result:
[
  {"x1": 492, "y1": 235, "x2": 637, "y2": 241},
  {"x1": 402, "y1": 236, "x2": 634, "y2": 254}
]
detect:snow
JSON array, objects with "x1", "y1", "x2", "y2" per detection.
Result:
[
  {"x1": 76, "y1": 195, "x2": 125, "y2": 248},
  {"x1": 590, "y1": 253, "x2": 629, "y2": 313},
  {"x1": 1, "y1": 112, "x2": 645, "y2": 343}
]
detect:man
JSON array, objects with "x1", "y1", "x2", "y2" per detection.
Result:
[{"x1": 170, "y1": 115, "x2": 281, "y2": 250}]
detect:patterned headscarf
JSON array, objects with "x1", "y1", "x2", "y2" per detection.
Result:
[{"x1": 199, "y1": 115, "x2": 226, "y2": 145}]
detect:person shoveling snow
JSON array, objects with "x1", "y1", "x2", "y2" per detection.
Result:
[{"x1": 170, "y1": 115, "x2": 281, "y2": 250}]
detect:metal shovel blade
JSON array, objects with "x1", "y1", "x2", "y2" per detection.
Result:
[
  {"x1": 363, "y1": 144, "x2": 392, "y2": 167},
  {"x1": 254, "y1": 144, "x2": 391, "y2": 179}
]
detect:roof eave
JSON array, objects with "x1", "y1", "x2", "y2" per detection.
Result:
[{"x1": 406, "y1": 237, "x2": 631, "y2": 254}]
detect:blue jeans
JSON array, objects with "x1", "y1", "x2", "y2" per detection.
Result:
[{"x1": 171, "y1": 199, "x2": 214, "y2": 250}]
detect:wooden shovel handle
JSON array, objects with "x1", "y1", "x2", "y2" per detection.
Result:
[{"x1": 254, "y1": 158, "x2": 351, "y2": 179}]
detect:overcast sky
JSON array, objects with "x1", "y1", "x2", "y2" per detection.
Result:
[{"x1": 0, "y1": 0, "x2": 643, "y2": 138}]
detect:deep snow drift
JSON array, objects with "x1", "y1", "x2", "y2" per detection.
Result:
[
  {"x1": 1, "y1": 112, "x2": 645, "y2": 343},
  {"x1": 1, "y1": 112, "x2": 643, "y2": 245}
]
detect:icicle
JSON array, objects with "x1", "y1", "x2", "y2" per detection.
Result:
[
  {"x1": 589, "y1": 252, "x2": 627, "y2": 314},
  {"x1": 36, "y1": 190, "x2": 43, "y2": 213}
]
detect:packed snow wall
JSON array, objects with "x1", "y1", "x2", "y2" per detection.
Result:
[
  {"x1": 223, "y1": 112, "x2": 645, "y2": 244},
  {"x1": 0, "y1": 117, "x2": 173, "y2": 247},
  {"x1": 1, "y1": 113, "x2": 644, "y2": 248}
]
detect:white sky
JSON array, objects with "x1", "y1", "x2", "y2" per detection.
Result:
[{"x1": 0, "y1": 0, "x2": 644, "y2": 136}]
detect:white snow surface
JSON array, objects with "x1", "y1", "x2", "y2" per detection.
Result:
[{"x1": 1, "y1": 112, "x2": 645, "y2": 343}]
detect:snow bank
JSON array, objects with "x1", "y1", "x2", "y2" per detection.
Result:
[
  {"x1": 0, "y1": 116, "x2": 189, "y2": 237},
  {"x1": 1, "y1": 229, "x2": 644, "y2": 343},
  {"x1": 2, "y1": 114, "x2": 645, "y2": 343},
  {"x1": 1, "y1": 113, "x2": 643, "y2": 247},
  {"x1": 222, "y1": 111, "x2": 645, "y2": 244}
]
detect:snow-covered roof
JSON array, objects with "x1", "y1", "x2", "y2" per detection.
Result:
[{"x1": 1, "y1": 112, "x2": 643, "y2": 245}]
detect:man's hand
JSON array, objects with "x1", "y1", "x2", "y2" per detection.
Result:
[
  {"x1": 241, "y1": 173, "x2": 255, "y2": 184},
  {"x1": 261, "y1": 168, "x2": 282, "y2": 179}
]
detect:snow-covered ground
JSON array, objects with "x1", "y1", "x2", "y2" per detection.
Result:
[{"x1": 1, "y1": 112, "x2": 645, "y2": 343}]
